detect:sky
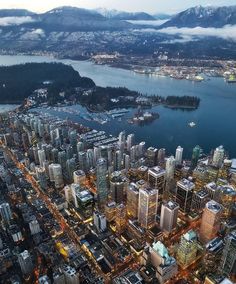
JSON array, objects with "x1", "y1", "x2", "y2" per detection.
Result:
[{"x1": 0, "y1": 0, "x2": 235, "y2": 14}]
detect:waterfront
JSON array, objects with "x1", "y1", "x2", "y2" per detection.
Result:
[
  {"x1": 0, "y1": 55, "x2": 236, "y2": 157},
  {"x1": 0, "y1": 104, "x2": 18, "y2": 113}
]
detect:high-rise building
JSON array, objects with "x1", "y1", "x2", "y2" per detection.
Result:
[
  {"x1": 52, "y1": 164, "x2": 64, "y2": 189},
  {"x1": 150, "y1": 241, "x2": 178, "y2": 284},
  {"x1": 191, "y1": 145, "x2": 201, "y2": 168},
  {"x1": 73, "y1": 170, "x2": 86, "y2": 185},
  {"x1": 110, "y1": 171, "x2": 128, "y2": 204},
  {"x1": 148, "y1": 166, "x2": 166, "y2": 194},
  {"x1": 205, "y1": 182, "x2": 221, "y2": 202},
  {"x1": 138, "y1": 188, "x2": 158, "y2": 229},
  {"x1": 158, "y1": 148, "x2": 166, "y2": 165},
  {"x1": 220, "y1": 185, "x2": 236, "y2": 219},
  {"x1": 175, "y1": 146, "x2": 183, "y2": 166},
  {"x1": 165, "y1": 156, "x2": 176, "y2": 181},
  {"x1": 0, "y1": 202, "x2": 12, "y2": 223},
  {"x1": 29, "y1": 219, "x2": 41, "y2": 235},
  {"x1": 18, "y1": 250, "x2": 33, "y2": 275},
  {"x1": 127, "y1": 183, "x2": 139, "y2": 219},
  {"x1": 38, "y1": 149, "x2": 46, "y2": 167},
  {"x1": 63, "y1": 265, "x2": 80, "y2": 284},
  {"x1": 96, "y1": 158, "x2": 108, "y2": 209},
  {"x1": 75, "y1": 190, "x2": 94, "y2": 219},
  {"x1": 212, "y1": 145, "x2": 225, "y2": 168},
  {"x1": 220, "y1": 230, "x2": 236, "y2": 277},
  {"x1": 160, "y1": 200, "x2": 179, "y2": 233},
  {"x1": 93, "y1": 211, "x2": 107, "y2": 232},
  {"x1": 146, "y1": 147, "x2": 158, "y2": 167},
  {"x1": 199, "y1": 200, "x2": 223, "y2": 244},
  {"x1": 191, "y1": 188, "x2": 209, "y2": 212},
  {"x1": 36, "y1": 166, "x2": 47, "y2": 190},
  {"x1": 116, "y1": 203, "x2": 127, "y2": 234},
  {"x1": 114, "y1": 150, "x2": 122, "y2": 171},
  {"x1": 127, "y1": 134, "x2": 135, "y2": 152},
  {"x1": 175, "y1": 178, "x2": 195, "y2": 213},
  {"x1": 204, "y1": 237, "x2": 224, "y2": 274},
  {"x1": 176, "y1": 230, "x2": 198, "y2": 268},
  {"x1": 105, "y1": 202, "x2": 117, "y2": 222}
]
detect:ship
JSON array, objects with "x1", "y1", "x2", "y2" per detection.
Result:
[{"x1": 188, "y1": 122, "x2": 196, "y2": 127}]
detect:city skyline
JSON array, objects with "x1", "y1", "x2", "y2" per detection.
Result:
[{"x1": 0, "y1": 0, "x2": 235, "y2": 14}]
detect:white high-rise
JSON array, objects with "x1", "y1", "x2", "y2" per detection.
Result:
[
  {"x1": 175, "y1": 146, "x2": 183, "y2": 166},
  {"x1": 52, "y1": 164, "x2": 64, "y2": 189},
  {"x1": 160, "y1": 200, "x2": 179, "y2": 233},
  {"x1": 165, "y1": 156, "x2": 176, "y2": 181},
  {"x1": 212, "y1": 145, "x2": 225, "y2": 168}
]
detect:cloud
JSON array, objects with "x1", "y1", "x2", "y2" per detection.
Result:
[
  {"x1": 158, "y1": 25, "x2": 236, "y2": 42},
  {"x1": 0, "y1": 16, "x2": 35, "y2": 26}
]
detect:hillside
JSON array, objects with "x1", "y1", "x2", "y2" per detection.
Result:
[
  {"x1": 160, "y1": 5, "x2": 236, "y2": 28},
  {"x1": 0, "y1": 63, "x2": 95, "y2": 103}
]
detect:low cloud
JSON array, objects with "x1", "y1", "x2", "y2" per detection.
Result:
[
  {"x1": 0, "y1": 16, "x2": 35, "y2": 26},
  {"x1": 158, "y1": 25, "x2": 236, "y2": 42}
]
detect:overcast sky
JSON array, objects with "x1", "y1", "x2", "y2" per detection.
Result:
[{"x1": 0, "y1": 0, "x2": 235, "y2": 14}]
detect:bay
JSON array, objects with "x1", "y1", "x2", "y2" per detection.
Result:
[{"x1": 0, "y1": 54, "x2": 235, "y2": 158}]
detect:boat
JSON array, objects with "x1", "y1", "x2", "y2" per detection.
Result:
[{"x1": 188, "y1": 122, "x2": 196, "y2": 127}]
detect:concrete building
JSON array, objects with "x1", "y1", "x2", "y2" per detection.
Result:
[
  {"x1": 93, "y1": 211, "x2": 107, "y2": 232},
  {"x1": 150, "y1": 241, "x2": 178, "y2": 284},
  {"x1": 110, "y1": 171, "x2": 128, "y2": 204},
  {"x1": 160, "y1": 200, "x2": 179, "y2": 233},
  {"x1": 127, "y1": 183, "x2": 139, "y2": 219},
  {"x1": 176, "y1": 230, "x2": 198, "y2": 268},
  {"x1": 212, "y1": 145, "x2": 225, "y2": 168},
  {"x1": 175, "y1": 178, "x2": 195, "y2": 213},
  {"x1": 148, "y1": 166, "x2": 166, "y2": 194},
  {"x1": 175, "y1": 146, "x2": 183, "y2": 166},
  {"x1": 18, "y1": 250, "x2": 33, "y2": 275},
  {"x1": 199, "y1": 200, "x2": 223, "y2": 244},
  {"x1": 96, "y1": 158, "x2": 108, "y2": 209},
  {"x1": 0, "y1": 202, "x2": 12, "y2": 224},
  {"x1": 73, "y1": 170, "x2": 86, "y2": 185},
  {"x1": 138, "y1": 188, "x2": 158, "y2": 229}
]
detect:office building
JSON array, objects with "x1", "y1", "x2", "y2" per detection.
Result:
[
  {"x1": 175, "y1": 146, "x2": 183, "y2": 166},
  {"x1": 0, "y1": 202, "x2": 12, "y2": 223},
  {"x1": 192, "y1": 145, "x2": 201, "y2": 168},
  {"x1": 110, "y1": 171, "x2": 128, "y2": 204},
  {"x1": 63, "y1": 265, "x2": 80, "y2": 284},
  {"x1": 36, "y1": 166, "x2": 47, "y2": 190},
  {"x1": 150, "y1": 241, "x2": 178, "y2": 284},
  {"x1": 29, "y1": 219, "x2": 41, "y2": 235},
  {"x1": 199, "y1": 200, "x2": 223, "y2": 244},
  {"x1": 205, "y1": 182, "x2": 221, "y2": 202},
  {"x1": 204, "y1": 237, "x2": 224, "y2": 273},
  {"x1": 165, "y1": 156, "x2": 176, "y2": 181},
  {"x1": 191, "y1": 188, "x2": 209, "y2": 212},
  {"x1": 127, "y1": 134, "x2": 135, "y2": 152},
  {"x1": 175, "y1": 178, "x2": 195, "y2": 213},
  {"x1": 127, "y1": 183, "x2": 139, "y2": 219},
  {"x1": 220, "y1": 230, "x2": 236, "y2": 277},
  {"x1": 138, "y1": 188, "x2": 158, "y2": 229},
  {"x1": 38, "y1": 149, "x2": 46, "y2": 167},
  {"x1": 105, "y1": 202, "x2": 117, "y2": 222},
  {"x1": 160, "y1": 200, "x2": 179, "y2": 233},
  {"x1": 116, "y1": 203, "x2": 127, "y2": 234},
  {"x1": 52, "y1": 164, "x2": 64, "y2": 189},
  {"x1": 212, "y1": 145, "x2": 225, "y2": 168},
  {"x1": 18, "y1": 250, "x2": 33, "y2": 275},
  {"x1": 75, "y1": 190, "x2": 94, "y2": 219},
  {"x1": 146, "y1": 147, "x2": 158, "y2": 167},
  {"x1": 96, "y1": 158, "x2": 108, "y2": 209},
  {"x1": 73, "y1": 170, "x2": 86, "y2": 185},
  {"x1": 176, "y1": 230, "x2": 198, "y2": 268},
  {"x1": 93, "y1": 211, "x2": 107, "y2": 232},
  {"x1": 148, "y1": 166, "x2": 166, "y2": 194}
]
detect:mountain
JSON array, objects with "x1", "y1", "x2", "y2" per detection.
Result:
[
  {"x1": 96, "y1": 8, "x2": 155, "y2": 21},
  {"x1": 160, "y1": 5, "x2": 236, "y2": 28},
  {"x1": 39, "y1": 6, "x2": 132, "y2": 31},
  {"x1": 153, "y1": 13, "x2": 171, "y2": 20},
  {"x1": 0, "y1": 9, "x2": 36, "y2": 17}
]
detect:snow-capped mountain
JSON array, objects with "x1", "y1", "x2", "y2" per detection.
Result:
[{"x1": 160, "y1": 5, "x2": 236, "y2": 28}]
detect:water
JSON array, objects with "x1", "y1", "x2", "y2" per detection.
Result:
[
  {"x1": 0, "y1": 54, "x2": 236, "y2": 158},
  {"x1": 0, "y1": 104, "x2": 18, "y2": 113}
]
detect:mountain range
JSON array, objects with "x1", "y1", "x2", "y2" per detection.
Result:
[{"x1": 160, "y1": 5, "x2": 236, "y2": 28}]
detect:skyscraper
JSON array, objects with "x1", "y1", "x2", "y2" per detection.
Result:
[
  {"x1": 93, "y1": 211, "x2": 107, "y2": 232},
  {"x1": 138, "y1": 188, "x2": 158, "y2": 229},
  {"x1": 127, "y1": 133, "x2": 135, "y2": 152},
  {"x1": 148, "y1": 166, "x2": 166, "y2": 194},
  {"x1": 212, "y1": 145, "x2": 225, "y2": 168},
  {"x1": 116, "y1": 203, "x2": 127, "y2": 234},
  {"x1": 110, "y1": 171, "x2": 128, "y2": 204},
  {"x1": 96, "y1": 158, "x2": 108, "y2": 209},
  {"x1": 175, "y1": 146, "x2": 183, "y2": 166},
  {"x1": 175, "y1": 178, "x2": 195, "y2": 213},
  {"x1": 176, "y1": 230, "x2": 198, "y2": 268},
  {"x1": 18, "y1": 250, "x2": 33, "y2": 275},
  {"x1": 127, "y1": 183, "x2": 139, "y2": 219},
  {"x1": 160, "y1": 200, "x2": 179, "y2": 233},
  {"x1": 165, "y1": 156, "x2": 176, "y2": 182},
  {"x1": 220, "y1": 230, "x2": 236, "y2": 277},
  {"x1": 199, "y1": 200, "x2": 223, "y2": 244},
  {"x1": 0, "y1": 202, "x2": 12, "y2": 224},
  {"x1": 52, "y1": 164, "x2": 64, "y2": 189},
  {"x1": 191, "y1": 145, "x2": 201, "y2": 168}
]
